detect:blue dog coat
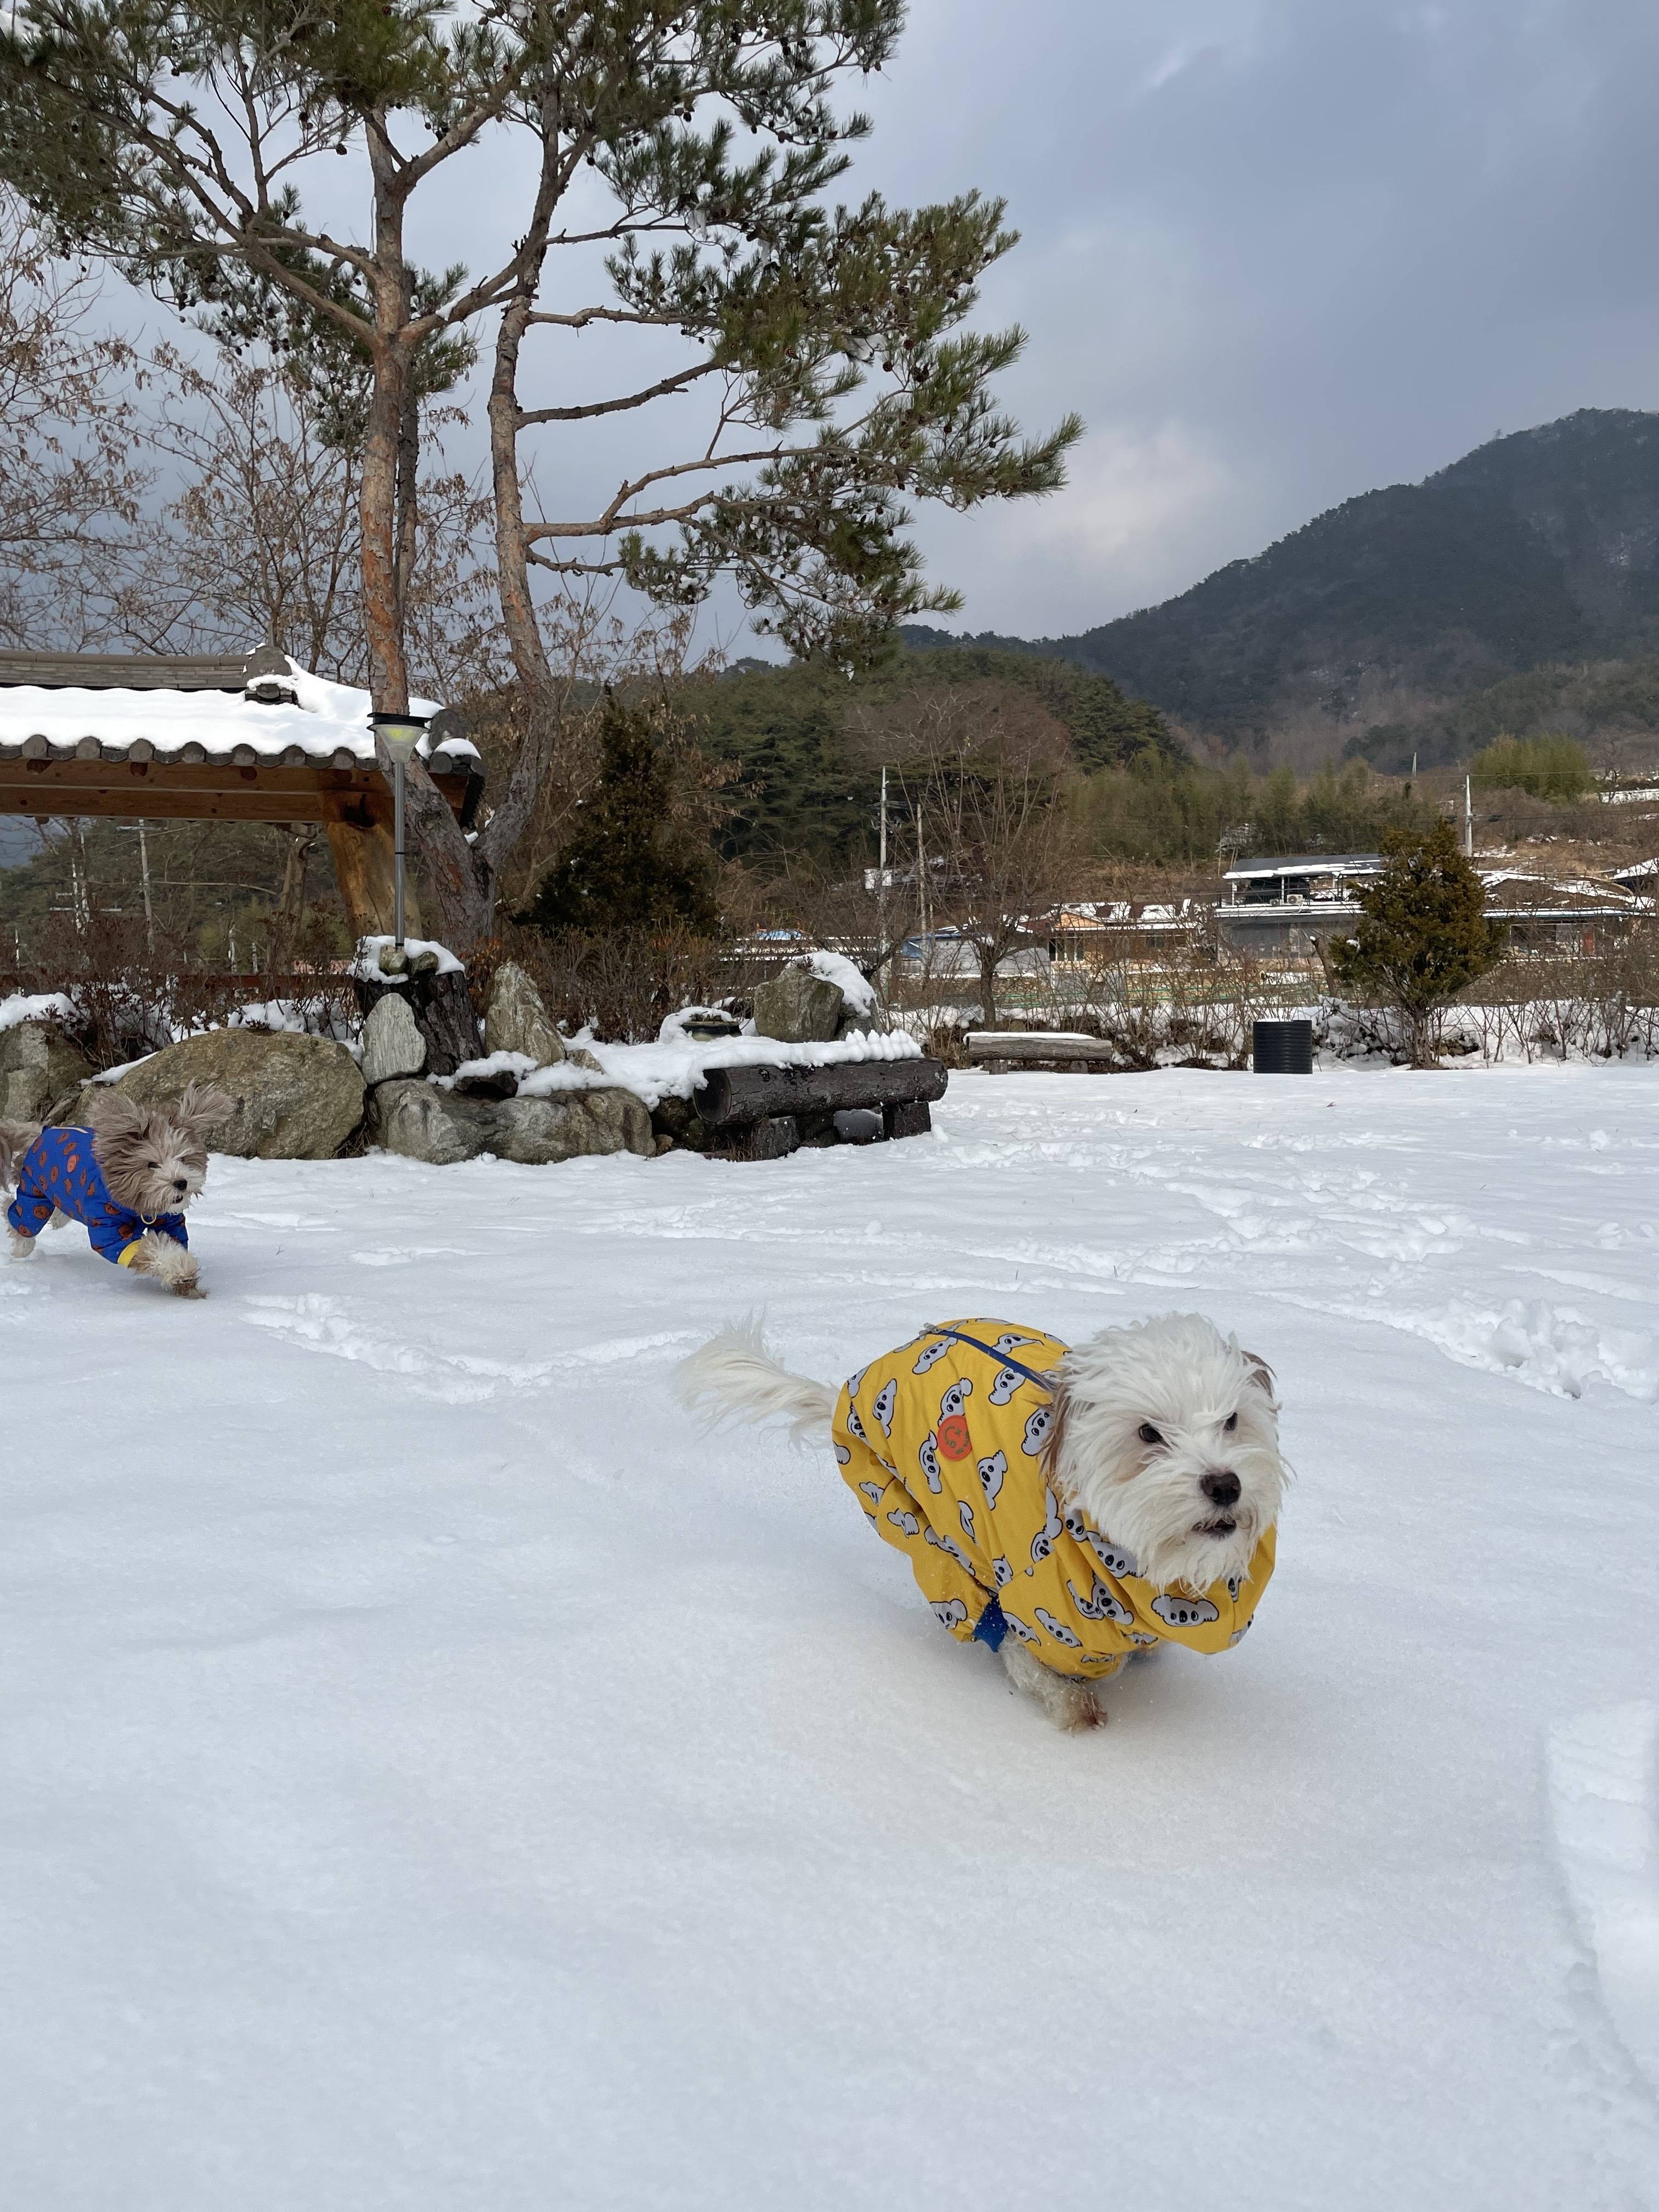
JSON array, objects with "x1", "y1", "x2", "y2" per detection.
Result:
[{"x1": 6, "y1": 1126, "x2": 188, "y2": 1267}]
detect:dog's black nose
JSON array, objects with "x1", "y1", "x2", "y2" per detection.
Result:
[
  {"x1": 1200, "y1": 1470, "x2": 1242, "y2": 1508},
  {"x1": 172, "y1": 1180, "x2": 188, "y2": 1194}
]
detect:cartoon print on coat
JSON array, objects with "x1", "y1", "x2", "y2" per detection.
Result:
[
  {"x1": 992, "y1": 1333, "x2": 1041, "y2": 1356},
  {"x1": 871, "y1": 1378, "x2": 898, "y2": 1438},
  {"x1": 857, "y1": 1480, "x2": 884, "y2": 1504},
  {"x1": 918, "y1": 1431, "x2": 943, "y2": 1494},
  {"x1": 1067, "y1": 1575, "x2": 1135, "y2": 1627},
  {"x1": 1226, "y1": 1573, "x2": 1242, "y2": 1601},
  {"x1": 845, "y1": 1403, "x2": 869, "y2": 1444},
  {"x1": 1035, "y1": 1607, "x2": 1083, "y2": 1648},
  {"x1": 1001, "y1": 1609, "x2": 1040, "y2": 1648},
  {"x1": 887, "y1": 1507, "x2": 921, "y2": 1538},
  {"x1": 992, "y1": 1555, "x2": 1013, "y2": 1588},
  {"x1": 1020, "y1": 1404, "x2": 1053, "y2": 1457},
  {"x1": 912, "y1": 1337, "x2": 953, "y2": 1375},
  {"x1": 1152, "y1": 1592, "x2": 1221, "y2": 1628},
  {"x1": 933, "y1": 1597, "x2": 969, "y2": 1629},
  {"x1": 1085, "y1": 1532, "x2": 1139, "y2": 1578},
  {"x1": 845, "y1": 1366, "x2": 868, "y2": 1401},
  {"x1": 1030, "y1": 1486, "x2": 1064, "y2": 1565},
  {"x1": 1128, "y1": 1631, "x2": 1159, "y2": 1647},
  {"x1": 834, "y1": 1442, "x2": 852, "y2": 1465},
  {"x1": 924, "y1": 1526, "x2": 975, "y2": 1575},
  {"x1": 977, "y1": 1449, "x2": 1007, "y2": 1508},
  {"x1": 939, "y1": 1378, "x2": 973, "y2": 1420},
  {"x1": 1229, "y1": 1618, "x2": 1253, "y2": 1646},
  {"x1": 989, "y1": 1365, "x2": 1027, "y2": 1406},
  {"x1": 957, "y1": 1498, "x2": 977, "y2": 1543}
]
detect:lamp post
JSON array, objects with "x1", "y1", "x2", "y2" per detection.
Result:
[{"x1": 369, "y1": 709, "x2": 429, "y2": 949}]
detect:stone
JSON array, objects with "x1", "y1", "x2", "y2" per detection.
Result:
[
  {"x1": 752, "y1": 966, "x2": 845, "y2": 1044},
  {"x1": 495, "y1": 1089, "x2": 654, "y2": 1164},
  {"x1": 365, "y1": 1080, "x2": 498, "y2": 1166},
  {"x1": 483, "y1": 961, "x2": 565, "y2": 1066},
  {"x1": 376, "y1": 943, "x2": 409, "y2": 976},
  {"x1": 368, "y1": 1079, "x2": 654, "y2": 1165},
  {"x1": 0, "y1": 1019, "x2": 94, "y2": 1124},
  {"x1": 405, "y1": 947, "x2": 442, "y2": 977},
  {"x1": 354, "y1": 967, "x2": 478, "y2": 1076},
  {"x1": 84, "y1": 1030, "x2": 366, "y2": 1159},
  {"x1": 360, "y1": 994, "x2": 426, "y2": 1086},
  {"x1": 566, "y1": 1046, "x2": 603, "y2": 1073}
]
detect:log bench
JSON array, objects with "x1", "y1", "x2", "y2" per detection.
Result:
[
  {"x1": 691, "y1": 1056, "x2": 949, "y2": 1161},
  {"x1": 968, "y1": 1031, "x2": 1122, "y2": 1073}
]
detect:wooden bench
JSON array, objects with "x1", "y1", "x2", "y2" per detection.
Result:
[
  {"x1": 692, "y1": 1056, "x2": 949, "y2": 1160},
  {"x1": 967, "y1": 1031, "x2": 1122, "y2": 1073}
]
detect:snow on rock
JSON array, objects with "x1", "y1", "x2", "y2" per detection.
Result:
[
  {"x1": 432, "y1": 1051, "x2": 537, "y2": 1091},
  {"x1": 0, "y1": 990, "x2": 73, "y2": 1032},
  {"x1": 3, "y1": 1061, "x2": 1659, "y2": 2207},
  {"x1": 800, "y1": 948, "x2": 877, "y2": 1016},
  {"x1": 350, "y1": 935, "x2": 467, "y2": 982}
]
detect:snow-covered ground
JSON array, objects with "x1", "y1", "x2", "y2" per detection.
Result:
[{"x1": 4, "y1": 1064, "x2": 1658, "y2": 2209}]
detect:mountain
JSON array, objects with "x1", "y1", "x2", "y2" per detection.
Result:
[{"x1": 904, "y1": 409, "x2": 1659, "y2": 749}]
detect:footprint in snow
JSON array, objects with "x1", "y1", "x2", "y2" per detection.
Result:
[{"x1": 1547, "y1": 1702, "x2": 1659, "y2": 2099}]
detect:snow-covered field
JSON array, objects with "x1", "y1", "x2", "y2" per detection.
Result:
[{"x1": 4, "y1": 1065, "x2": 1658, "y2": 2209}]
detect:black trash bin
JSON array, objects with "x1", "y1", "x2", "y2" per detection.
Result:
[{"x1": 1252, "y1": 1018, "x2": 1313, "y2": 1074}]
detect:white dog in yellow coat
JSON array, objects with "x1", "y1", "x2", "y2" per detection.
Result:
[{"x1": 680, "y1": 1312, "x2": 1288, "y2": 1731}]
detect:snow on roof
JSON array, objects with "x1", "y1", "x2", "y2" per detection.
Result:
[
  {"x1": 0, "y1": 654, "x2": 479, "y2": 773},
  {"x1": 1223, "y1": 853, "x2": 1383, "y2": 881},
  {"x1": 1612, "y1": 856, "x2": 1659, "y2": 881},
  {"x1": 1478, "y1": 870, "x2": 1634, "y2": 904}
]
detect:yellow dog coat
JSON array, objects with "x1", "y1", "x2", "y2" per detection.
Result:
[{"x1": 833, "y1": 1317, "x2": 1275, "y2": 1679}]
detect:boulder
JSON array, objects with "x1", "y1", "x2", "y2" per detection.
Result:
[
  {"x1": 483, "y1": 961, "x2": 565, "y2": 1066},
  {"x1": 368, "y1": 1079, "x2": 654, "y2": 1165},
  {"x1": 84, "y1": 1031, "x2": 365, "y2": 1159},
  {"x1": 752, "y1": 967, "x2": 845, "y2": 1044},
  {"x1": 360, "y1": 994, "x2": 426, "y2": 1085},
  {"x1": 0, "y1": 1019, "x2": 94, "y2": 1124}
]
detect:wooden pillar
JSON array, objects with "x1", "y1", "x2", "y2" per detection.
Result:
[{"x1": 320, "y1": 782, "x2": 422, "y2": 941}]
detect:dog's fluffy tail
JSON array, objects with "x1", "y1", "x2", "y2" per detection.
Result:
[
  {"x1": 675, "y1": 1319, "x2": 837, "y2": 1445},
  {"x1": 0, "y1": 1120, "x2": 42, "y2": 1192}
]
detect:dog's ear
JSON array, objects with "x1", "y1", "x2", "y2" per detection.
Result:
[
  {"x1": 0, "y1": 1119, "x2": 43, "y2": 1187},
  {"x1": 86, "y1": 1087, "x2": 151, "y2": 1141},
  {"x1": 1039, "y1": 1378, "x2": 1070, "y2": 1483},
  {"x1": 173, "y1": 1082, "x2": 236, "y2": 1136},
  {"x1": 1240, "y1": 1348, "x2": 1279, "y2": 1407}
]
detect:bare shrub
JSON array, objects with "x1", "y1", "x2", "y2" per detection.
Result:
[{"x1": 5, "y1": 909, "x2": 355, "y2": 1070}]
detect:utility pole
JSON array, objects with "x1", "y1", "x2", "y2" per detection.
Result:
[
  {"x1": 137, "y1": 820, "x2": 154, "y2": 954},
  {"x1": 915, "y1": 803, "x2": 928, "y2": 945},
  {"x1": 1463, "y1": 774, "x2": 1474, "y2": 859},
  {"x1": 877, "y1": 765, "x2": 889, "y2": 979}
]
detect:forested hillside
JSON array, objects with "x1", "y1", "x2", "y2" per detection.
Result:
[
  {"x1": 690, "y1": 646, "x2": 1179, "y2": 861},
  {"x1": 906, "y1": 410, "x2": 1659, "y2": 752}
]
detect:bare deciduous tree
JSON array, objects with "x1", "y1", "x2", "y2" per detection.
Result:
[
  {"x1": 854, "y1": 682, "x2": 1086, "y2": 1027},
  {"x1": 0, "y1": 191, "x2": 145, "y2": 648}
]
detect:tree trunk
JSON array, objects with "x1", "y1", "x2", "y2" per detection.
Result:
[
  {"x1": 354, "y1": 120, "x2": 487, "y2": 953},
  {"x1": 978, "y1": 944, "x2": 1000, "y2": 1029}
]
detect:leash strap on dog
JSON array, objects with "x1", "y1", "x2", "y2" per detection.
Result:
[{"x1": 919, "y1": 1326, "x2": 1055, "y2": 1395}]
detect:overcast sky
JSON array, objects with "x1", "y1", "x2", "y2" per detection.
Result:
[
  {"x1": 106, "y1": 0, "x2": 1659, "y2": 653},
  {"x1": 837, "y1": 0, "x2": 1659, "y2": 639}
]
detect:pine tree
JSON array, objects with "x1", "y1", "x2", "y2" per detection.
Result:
[
  {"x1": 1327, "y1": 818, "x2": 1502, "y2": 1066},
  {"x1": 522, "y1": 697, "x2": 716, "y2": 939}
]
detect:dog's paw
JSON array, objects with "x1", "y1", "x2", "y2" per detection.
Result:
[{"x1": 171, "y1": 1274, "x2": 207, "y2": 1300}]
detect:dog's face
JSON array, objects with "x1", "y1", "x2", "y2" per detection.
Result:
[
  {"x1": 1049, "y1": 1314, "x2": 1286, "y2": 1595},
  {"x1": 88, "y1": 1083, "x2": 233, "y2": 1218}
]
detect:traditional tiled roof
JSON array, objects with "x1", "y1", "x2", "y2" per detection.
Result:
[{"x1": 0, "y1": 648, "x2": 479, "y2": 776}]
